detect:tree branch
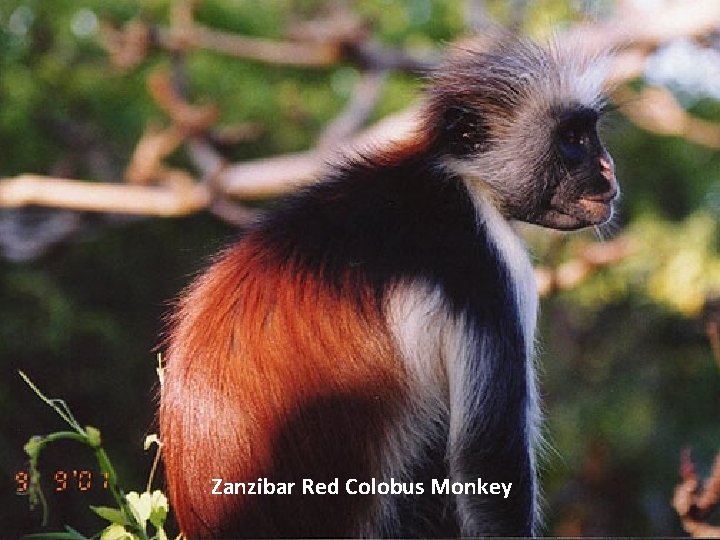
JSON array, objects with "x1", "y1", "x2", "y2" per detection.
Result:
[
  {"x1": 0, "y1": 175, "x2": 209, "y2": 217},
  {"x1": 568, "y1": 0, "x2": 720, "y2": 51},
  {"x1": 535, "y1": 237, "x2": 634, "y2": 297},
  {"x1": 5, "y1": 0, "x2": 720, "y2": 260},
  {"x1": 317, "y1": 70, "x2": 388, "y2": 150},
  {"x1": 673, "y1": 449, "x2": 720, "y2": 538},
  {"x1": 614, "y1": 85, "x2": 720, "y2": 150}
]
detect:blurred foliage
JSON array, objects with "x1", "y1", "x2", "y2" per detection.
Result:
[{"x1": 1, "y1": 0, "x2": 719, "y2": 537}]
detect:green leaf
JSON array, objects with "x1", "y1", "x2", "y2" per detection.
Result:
[
  {"x1": 23, "y1": 527, "x2": 87, "y2": 540},
  {"x1": 99, "y1": 524, "x2": 135, "y2": 540},
  {"x1": 62, "y1": 527, "x2": 88, "y2": 540},
  {"x1": 90, "y1": 506, "x2": 128, "y2": 526},
  {"x1": 148, "y1": 490, "x2": 169, "y2": 528}
]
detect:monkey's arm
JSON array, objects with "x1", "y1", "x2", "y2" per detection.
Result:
[{"x1": 441, "y1": 203, "x2": 539, "y2": 538}]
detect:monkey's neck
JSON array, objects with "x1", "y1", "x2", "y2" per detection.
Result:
[{"x1": 260, "y1": 148, "x2": 536, "y2": 327}]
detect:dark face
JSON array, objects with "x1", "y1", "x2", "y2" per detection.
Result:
[{"x1": 532, "y1": 107, "x2": 618, "y2": 231}]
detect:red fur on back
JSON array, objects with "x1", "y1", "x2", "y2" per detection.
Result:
[{"x1": 159, "y1": 233, "x2": 406, "y2": 538}]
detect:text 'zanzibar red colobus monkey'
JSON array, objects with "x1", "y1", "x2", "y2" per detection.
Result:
[{"x1": 160, "y1": 31, "x2": 618, "y2": 538}]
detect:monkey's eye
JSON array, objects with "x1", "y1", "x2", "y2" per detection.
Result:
[
  {"x1": 562, "y1": 128, "x2": 580, "y2": 146},
  {"x1": 558, "y1": 125, "x2": 588, "y2": 162}
]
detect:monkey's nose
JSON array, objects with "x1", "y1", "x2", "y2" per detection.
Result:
[
  {"x1": 599, "y1": 156, "x2": 615, "y2": 183},
  {"x1": 587, "y1": 155, "x2": 618, "y2": 202}
]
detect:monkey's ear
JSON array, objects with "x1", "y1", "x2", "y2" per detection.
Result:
[{"x1": 444, "y1": 106, "x2": 487, "y2": 156}]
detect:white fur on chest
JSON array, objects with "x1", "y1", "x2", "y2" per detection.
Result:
[
  {"x1": 475, "y1": 197, "x2": 541, "y2": 474},
  {"x1": 379, "y1": 196, "x2": 541, "y2": 533},
  {"x1": 477, "y1": 197, "x2": 538, "y2": 350},
  {"x1": 387, "y1": 197, "x2": 538, "y2": 391}
]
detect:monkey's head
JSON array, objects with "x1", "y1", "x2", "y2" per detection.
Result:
[{"x1": 426, "y1": 34, "x2": 618, "y2": 231}]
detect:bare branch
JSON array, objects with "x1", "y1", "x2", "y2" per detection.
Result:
[
  {"x1": 125, "y1": 126, "x2": 186, "y2": 185},
  {"x1": 317, "y1": 70, "x2": 388, "y2": 150},
  {"x1": 217, "y1": 151, "x2": 322, "y2": 200},
  {"x1": 126, "y1": 69, "x2": 220, "y2": 186},
  {"x1": 568, "y1": 0, "x2": 720, "y2": 51},
  {"x1": 99, "y1": 20, "x2": 152, "y2": 71},
  {"x1": 704, "y1": 298, "x2": 720, "y2": 370},
  {"x1": 157, "y1": 23, "x2": 343, "y2": 67},
  {"x1": 673, "y1": 449, "x2": 720, "y2": 538},
  {"x1": 0, "y1": 175, "x2": 210, "y2": 217},
  {"x1": 285, "y1": 4, "x2": 366, "y2": 45},
  {"x1": 217, "y1": 106, "x2": 420, "y2": 199},
  {"x1": 534, "y1": 237, "x2": 634, "y2": 297},
  {"x1": 100, "y1": 2, "x2": 435, "y2": 73},
  {"x1": 208, "y1": 198, "x2": 261, "y2": 227},
  {"x1": 9, "y1": 0, "x2": 720, "y2": 226},
  {"x1": 343, "y1": 41, "x2": 440, "y2": 72},
  {"x1": 147, "y1": 70, "x2": 218, "y2": 133},
  {"x1": 614, "y1": 85, "x2": 720, "y2": 150},
  {"x1": 186, "y1": 138, "x2": 226, "y2": 179},
  {"x1": 708, "y1": 322, "x2": 720, "y2": 369}
]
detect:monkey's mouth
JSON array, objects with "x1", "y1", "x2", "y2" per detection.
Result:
[
  {"x1": 578, "y1": 193, "x2": 615, "y2": 221},
  {"x1": 543, "y1": 190, "x2": 617, "y2": 231}
]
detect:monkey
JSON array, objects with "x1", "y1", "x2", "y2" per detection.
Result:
[{"x1": 159, "y1": 32, "x2": 618, "y2": 538}]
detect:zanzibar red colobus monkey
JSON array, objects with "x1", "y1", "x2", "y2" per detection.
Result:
[{"x1": 160, "y1": 33, "x2": 618, "y2": 538}]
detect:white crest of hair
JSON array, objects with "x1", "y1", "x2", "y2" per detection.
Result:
[
  {"x1": 527, "y1": 34, "x2": 610, "y2": 112},
  {"x1": 446, "y1": 31, "x2": 610, "y2": 112}
]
